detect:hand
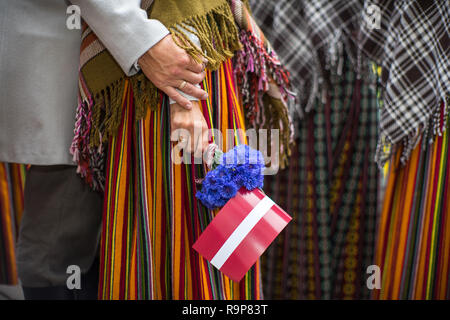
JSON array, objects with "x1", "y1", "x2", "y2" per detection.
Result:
[
  {"x1": 170, "y1": 101, "x2": 210, "y2": 158},
  {"x1": 138, "y1": 34, "x2": 208, "y2": 110}
]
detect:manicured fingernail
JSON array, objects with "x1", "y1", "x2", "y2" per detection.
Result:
[
  {"x1": 202, "y1": 93, "x2": 208, "y2": 100},
  {"x1": 186, "y1": 102, "x2": 192, "y2": 109}
]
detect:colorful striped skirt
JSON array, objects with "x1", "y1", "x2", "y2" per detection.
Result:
[
  {"x1": 262, "y1": 57, "x2": 380, "y2": 300},
  {"x1": 374, "y1": 104, "x2": 450, "y2": 300},
  {"x1": 0, "y1": 163, "x2": 26, "y2": 285},
  {"x1": 98, "y1": 59, "x2": 262, "y2": 300}
]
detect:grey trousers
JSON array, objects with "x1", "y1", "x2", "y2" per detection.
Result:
[
  {"x1": 0, "y1": 285, "x2": 24, "y2": 300},
  {"x1": 16, "y1": 165, "x2": 102, "y2": 287}
]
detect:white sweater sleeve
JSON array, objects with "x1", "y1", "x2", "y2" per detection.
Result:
[{"x1": 70, "y1": 0, "x2": 169, "y2": 76}]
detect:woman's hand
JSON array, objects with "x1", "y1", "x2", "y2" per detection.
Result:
[
  {"x1": 138, "y1": 35, "x2": 208, "y2": 110},
  {"x1": 170, "y1": 101, "x2": 210, "y2": 158}
]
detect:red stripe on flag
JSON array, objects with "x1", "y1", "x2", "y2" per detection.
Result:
[
  {"x1": 220, "y1": 204, "x2": 291, "y2": 282},
  {"x1": 193, "y1": 188, "x2": 291, "y2": 282},
  {"x1": 193, "y1": 189, "x2": 266, "y2": 260}
]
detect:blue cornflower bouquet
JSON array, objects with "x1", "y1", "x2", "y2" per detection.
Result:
[{"x1": 196, "y1": 144, "x2": 265, "y2": 209}]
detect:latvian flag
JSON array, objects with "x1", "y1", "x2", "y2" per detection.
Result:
[{"x1": 193, "y1": 188, "x2": 292, "y2": 282}]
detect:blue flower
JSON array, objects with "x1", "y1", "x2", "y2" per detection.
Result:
[
  {"x1": 243, "y1": 162, "x2": 265, "y2": 176},
  {"x1": 242, "y1": 173, "x2": 264, "y2": 190},
  {"x1": 222, "y1": 144, "x2": 254, "y2": 166},
  {"x1": 214, "y1": 165, "x2": 231, "y2": 180},
  {"x1": 196, "y1": 187, "x2": 222, "y2": 210},
  {"x1": 219, "y1": 181, "x2": 238, "y2": 199},
  {"x1": 214, "y1": 196, "x2": 228, "y2": 208},
  {"x1": 196, "y1": 144, "x2": 266, "y2": 209},
  {"x1": 230, "y1": 166, "x2": 245, "y2": 186},
  {"x1": 203, "y1": 170, "x2": 219, "y2": 187},
  {"x1": 195, "y1": 190, "x2": 210, "y2": 209}
]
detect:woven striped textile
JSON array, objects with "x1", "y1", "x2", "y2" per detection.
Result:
[
  {"x1": 250, "y1": 0, "x2": 449, "y2": 169},
  {"x1": 98, "y1": 59, "x2": 262, "y2": 300},
  {"x1": 374, "y1": 102, "x2": 450, "y2": 300},
  {"x1": 0, "y1": 163, "x2": 26, "y2": 285},
  {"x1": 262, "y1": 56, "x2": 380, "y2": 300}
]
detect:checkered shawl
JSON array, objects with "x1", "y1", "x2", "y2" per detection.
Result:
[{"x1": 250, "y1": 0, "x2": 449, "y2": 167}]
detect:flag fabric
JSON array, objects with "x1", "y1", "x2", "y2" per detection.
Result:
[{"x1": 193, "y1": 188, "x2": 291, "y2": 282}]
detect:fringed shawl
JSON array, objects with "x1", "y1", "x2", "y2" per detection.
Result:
[
  {"x1": 78, "y1": 1, "x2": 240, "y2": 147},
  {"x1": 251, "y1": 0, "x2": 449, "y2": 168},
  {"x1": 71, "y1": 0, "x2": 293, "y2": 191}
]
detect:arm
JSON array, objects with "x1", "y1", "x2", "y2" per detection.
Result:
[
  {"x1": 71, "y1": 0, "x2": 168, "y2": 76},
  {"x1": 71, "y1": 0, "x2": 208, "y2": 108}
]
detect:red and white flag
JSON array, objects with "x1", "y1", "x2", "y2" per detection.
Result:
[{"x1": 193, "y1": 188, "x2": 292, "y2": 282}]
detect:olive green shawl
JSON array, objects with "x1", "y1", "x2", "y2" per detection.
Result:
[
  {"x1": 73, "y1": 0, "x2": 293, "y2": 190},
  {"x1": 79, "y1": 0, "x2": 243, "y2": 147}
]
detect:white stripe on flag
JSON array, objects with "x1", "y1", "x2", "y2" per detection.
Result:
[{"x1": 210, "y1": 196, "x2": 275, "y2": 269}]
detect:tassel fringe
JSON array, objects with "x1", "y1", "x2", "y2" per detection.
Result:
[
  {"x1": 78, "y1": 1, "x2": 241, "y2": 151},
  {"x1": 262, "y1": 94, "x2": 294, "y2": 169},
  {"x1": 375, "y1": 96, "x2": 449, "y2": 169},
  {"x1": 234, "y1": 29, "x2": 294, "y2": 169},
  {"x1": 71, "y1": 2, "x2": 244, "y2": 190},
  {"x1": 169, "y1": 2, "x2": 242, "y2": 70}
]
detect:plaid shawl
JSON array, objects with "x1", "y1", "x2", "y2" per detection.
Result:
[
  {"x1": 250, "y1": 0, "x2": 449, "y2": 167},
  {"x1": 230, "y1": 0, "x2": 294, "y2": 167},
  {"x1": 262, "y1": 55, "x2": 379, "y2": 300}
]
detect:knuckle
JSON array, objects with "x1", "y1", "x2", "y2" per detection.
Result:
[
  {"x1": 179, "y1": 55, "x2": 190, "y2": 66},
  {"x1": 194, "y1": 120, "x2": 205, "y2": 129},
  {"x1": 168, "y1": 93, "x2": 178, "y2": 101},
  {"x1": 192, "y1": 64, "x2": 202, "y2": 73},
  {"x1": 174, "y1": 97, "x2": 185, "y2": 105},
  {"x1": 193, "y1": 76, "x2": 202, "y2": 85},
  {"x1": 195, "y1": 73, "x2": 206, "y2": 84},
  {"x1": 170, "y1": 67, "x2": 181, "y2": 77},
  {"x1": 151, "y1": 78, "x2": 163, "y2": 88},
  {"x1": 161, "y1": 86, "x2": 173, "y2": 95},
  {"x1": 172, "y1": 120, "x2": 183, "y2": 128},
  {"x1": 183, "y1": 85, "x2": 194, "y2": 94},
  {"x1": 183, "y1": 120, "x2": 193, "y2": 129}
]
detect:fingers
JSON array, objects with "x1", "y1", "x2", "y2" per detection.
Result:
[
  {"x1": 174, "y1": 52, "x2": 204, "y2": 76},
  {"x1": 186, "y1": 55, "x2": 207, "y2": 73},
  {"x1": 192, "y1": 123, "x2": 210, "y2": 158},
  {"x1": 192, "y1": 128, "x2": 200, "y2": 157},
  {"x1": 186, "y1": 58, "x2": 204, "y2": 73},
  {"x1": 198, "y1": 129, "x2": 211, "y2": 159},
  {"x1": 170, "y1": 102, "x2": 209, "y2": 158},
  {"x1": 179, "y1": 69, "x2": 206, "y2": 86},
  {"x1": 170, "y1": 127, "x2": 190, "y2": 144},
  {"x1": 176, "y1": 82, "x2": 208, "y2": 101},
  {"x1": 164, "y1": 86, "x2": 193, "y2": 110},
  {"x1": 164, "y1": 84, "x2": 209, "y2": 110},
  {"x1": 140, "y1": 34, "x2": 210, "y2": 109},
  {"x1": 167, "y1": 66, "x2": 205, "y2": 89},
  {"x1": 171, "y1": 128, "x2": 201, "y2": 156}
]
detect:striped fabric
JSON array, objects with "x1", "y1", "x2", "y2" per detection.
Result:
[
  {"x1": 230, "y1": 0, "x2": 267, "y2": 49},
  {"x1": 250, "y1": 0, "x2": 449, "y2": 169},
  {"x1": 374, "y1": 102, "x2": 450, "y2": 300},
  {"x1": 78, "y1": 1, "x2": 154, "y2": 74},
  {"x1": 73, "y1": 0, "x2": 293, "y2": 191},
  {"x1": 0, "y1": 163, "x2": 26, "y2": 285},
  {"x1": 98, "y1": 59, "x2": 262, "y2": 300},
  {"x1": 262, "y1": 56, "x2": 380, "y2": 300}
]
